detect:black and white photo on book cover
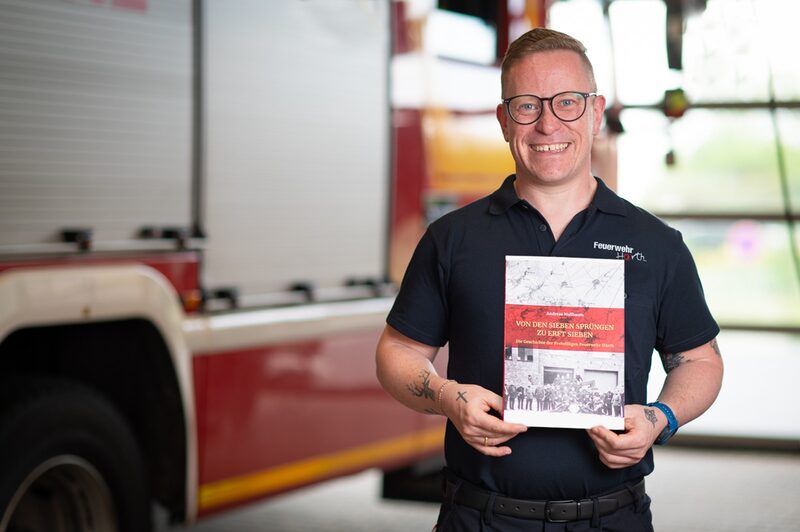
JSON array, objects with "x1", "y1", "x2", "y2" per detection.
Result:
[{"x1": 503, "y1": 255, "x2": 625, "y2": 430}]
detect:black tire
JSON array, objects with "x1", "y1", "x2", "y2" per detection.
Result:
[{"x1": 0, "y1": 377, "x2": 152, "y2": 532}]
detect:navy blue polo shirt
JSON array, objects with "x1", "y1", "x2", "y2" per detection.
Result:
[{"x1": 387, "y1": 175, "x2": 719, "y2": 500}]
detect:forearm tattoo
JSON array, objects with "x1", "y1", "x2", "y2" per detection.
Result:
[
  {"x1": 662, "y1": 351, "x2": 685, "y2": 373},
  {"x1": 406, "y1": 369, "x2": 435, "y2": 401},
  {"x1": 644, "y1": 408, "x2": 658, "y2": 427}
]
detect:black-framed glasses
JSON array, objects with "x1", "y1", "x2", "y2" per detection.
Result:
[{"x1": 503, "y1": 91, "x2": 596, "y2": 125}]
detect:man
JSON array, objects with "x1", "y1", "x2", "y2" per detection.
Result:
[{"x1": 376, "y1": 28, "x2": 723, "y2": 531}]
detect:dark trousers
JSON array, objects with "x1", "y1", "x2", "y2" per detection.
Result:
[{"x1": 434, "y1": 480, "x2": 654, "y2": 532}]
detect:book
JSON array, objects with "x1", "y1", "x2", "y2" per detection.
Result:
[{"x1": 503, "y1": 256, "x2": 625, "y2": 430}]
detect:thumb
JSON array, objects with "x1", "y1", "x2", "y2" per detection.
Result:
[
  {"x1": 485, "y1": 391, "x2": 505, "y2": 413},
  {"x1": 624, "y1": 416, "x2": 636, "y2": 432}
]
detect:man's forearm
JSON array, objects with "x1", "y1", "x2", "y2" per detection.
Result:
[
  {"x1": 375, "y1": 326, "x2": 448, "y2": 415},
  {"x1": 656, "y1": 338, "x2": 724, "y2": 427}
]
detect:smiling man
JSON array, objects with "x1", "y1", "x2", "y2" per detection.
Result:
[{"x1": 376, "y1": 28, "x2": 723, "y2": 532}]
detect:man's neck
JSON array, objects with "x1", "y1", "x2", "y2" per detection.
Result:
[{"x1": 513, "y1": 174, "x2": 598, "y2": 241}]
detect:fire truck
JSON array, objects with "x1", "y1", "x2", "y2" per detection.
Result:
[{"x1": 0, "y1": 0, "x2": 523, "y2": 529}]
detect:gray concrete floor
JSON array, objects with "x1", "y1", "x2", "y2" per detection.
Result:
[{"x1": 184, "y1": 446, "x2": 800, "y2": 532}]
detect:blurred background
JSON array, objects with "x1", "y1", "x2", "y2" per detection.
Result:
[{"x1": 0, "y1": 0, "x2": 797, "y2": 531}]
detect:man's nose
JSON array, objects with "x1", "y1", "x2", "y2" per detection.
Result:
[{"x1": 534, "y1": 102, "x2": 560, "y2": 134}]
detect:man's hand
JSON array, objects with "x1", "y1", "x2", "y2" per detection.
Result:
[
  {"x1": 441, "y1": 382, "x2": 527, "y2": 457},
  {"x1": 586, "y1": 404, "x2": 664, "y2": 469},
  {"x1": 376, "y1": 326, "x2": 527, "y2": 458}
]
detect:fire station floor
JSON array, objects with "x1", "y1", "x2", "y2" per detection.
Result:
[{"x1": 184, "y1": 445, "x2": 800, "y2": 532}]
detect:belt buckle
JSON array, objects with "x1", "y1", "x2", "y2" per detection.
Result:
[{"x1": 545, "y1": 499, "x2": 578, "y2": 523}]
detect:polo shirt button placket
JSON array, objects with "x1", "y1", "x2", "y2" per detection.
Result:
[{"x1": 533, "y1": 220, "x2": 555, "y2": 255}]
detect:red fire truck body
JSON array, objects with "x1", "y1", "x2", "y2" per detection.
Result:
[{"x1": 0, "y1": 249, "x2": 445, "y2": 527}]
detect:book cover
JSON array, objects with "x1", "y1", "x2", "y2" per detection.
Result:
[{"x1": 503, "y1": 256, "x2": 625, "y2": 430}]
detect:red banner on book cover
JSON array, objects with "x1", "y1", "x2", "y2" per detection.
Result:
[{"x1": 504, "y1": 304, "x2": 624, "y2": 352}]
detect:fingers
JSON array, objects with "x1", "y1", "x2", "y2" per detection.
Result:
[
  {"x1": 471, "y1": 434, "x2": 514, "y2": 457},
  {"x1": 457, "y1": 389, "x2": 527, "y2": 436},
  {"x1": 587, "y1": 423, "x2": 652, "y2": 469},
  {"x1": 586, "y1": 430, "x2": 630, "y2": 468},
  {"x1": 481, "y1": 416, "x2": 528, "y2": 437},
  {"x1": 589, "y1": 417, "x2": 650, "y2": 448},
  {"x1": 485, "y1": 391, "x2": 504, "y2": 414},
  {"x1": 448, "y1": 384, "x2": 528, "y2": 457},
  {"x1": 476, "y1": 434, "x2": 516, "y2": 448},
  {"x1": 462, "y1": 420, "x2": 526, "y2": 457},
  {"x1": 587, "y1": 428, "x2": 642, "y2": 456}
]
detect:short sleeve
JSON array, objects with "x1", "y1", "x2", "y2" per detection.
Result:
[
  {"x1": 656, "y1": 233, "x2": 720, "y2": 354},
  {"x1": 387, "y1": 229, "x2": 450, "y2": 347}
]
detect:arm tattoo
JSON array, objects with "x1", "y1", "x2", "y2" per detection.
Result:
[
  {"x1": 710, "y1": 338, "x2": 722, "y2": 357},
  {"x1": 662, "y1": 351, "x2": 685, "y2": 373},
  {"x1": 644, "y1": 408, "x2": 658, "y2": 427},
  {"x1": 456, "y1": 391, "x2": 468, "y2": 403},
  {"x1": 406, "y1": 369, "x2": 435, "y2": 401}
]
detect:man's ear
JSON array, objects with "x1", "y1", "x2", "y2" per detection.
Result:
[
  {"x1": 592, "y1": 94, "x2": 607, "y2": 136},
  {"x1": 497, "y1": 103, "x2": 510, "y2": 142}
]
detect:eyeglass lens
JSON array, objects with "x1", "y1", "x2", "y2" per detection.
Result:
[{"x1": 507, "y1": 92, "x2": 588, "y2": 124}]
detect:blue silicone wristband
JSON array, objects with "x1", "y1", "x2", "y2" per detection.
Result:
[{"x1": 647, "y1": 401, "x2": 679, "y2": 445}]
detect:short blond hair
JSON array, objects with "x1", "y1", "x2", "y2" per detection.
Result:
[{"x1": 501, "y1": 28, "x2": 597, "y2": 95}]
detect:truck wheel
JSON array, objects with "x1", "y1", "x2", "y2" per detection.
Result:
[{"x1": 0, "y1": 378, "x2": 152, "y2": 532}]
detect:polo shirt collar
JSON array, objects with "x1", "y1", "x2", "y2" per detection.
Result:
[
  {"x1": 488, "y1": 175, "x2": 627, "y2": 217},
  {"x1": 592, "y1": 176, "x2": 628, "y2": 216},
  {"x1": 488, "y1": 175, "x2": 520, "y2": 215}
]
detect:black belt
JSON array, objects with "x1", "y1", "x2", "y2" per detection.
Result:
[{"x1": 445, "y1": 478, "x2": 646, "y2": 522}]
